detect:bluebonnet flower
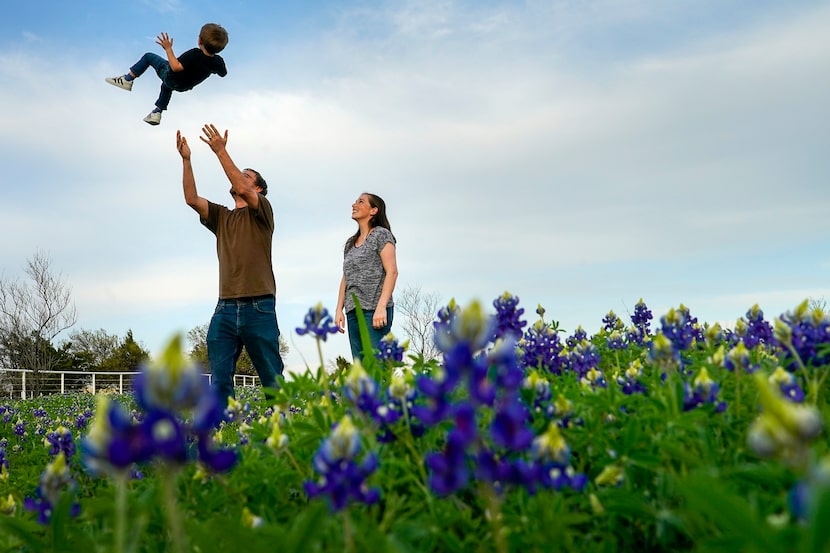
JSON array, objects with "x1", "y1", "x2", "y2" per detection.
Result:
[
  {"x1": 133, "y1": 336, "x2": 206, "y2": 415},
  {"x1": 489, "y1": 399, "x2": 534, "y2": 452},
  {"x1": 81, "y1": 395, "x2": 154, "y2": 476},
  {"x1": 580, "y1": 367, "x2": 608, "y2": 391},
  {"x1": 704, "y1": 323, "x2": 725, "y2": 348},
  {"x1": 616, "y1": 360, "x2": 647, "y2": 395},
  {"x1": 83, "y1": 336, "x2": 237, "y2": 476},
  {"x1": 625, "y1": 325, "x2": 646, "y2": 346},
  {"x1": 769, "y1": 366, "x2": 805, "y2": 403},
  {"x1": 44, "y1": 426, "x2": 75, "y2": 458},
  {"x1": 531, "y1": 423, "x2": 587, "y2": 491},
  {"x1": 0, "y1": 446, "x2": 8, "y2": 479},
  {"x1": 32, "y1": 407, "x2": 48, "y2": 418},
  {"x1": 683, "y1": 368, "x2": 726, "y2": 412},
  {"x1": 774, "y1": 300, "x2": 830, "y2": 370},
  {"x1": 13, "y1": 418, "x2": 26, "y2": 438},
  {"x1": 492, "y1": 291, "x2": 527, "y2": 341},
  {"x1": 75, "y1": 413, "x2": 90, "y2": 430},
  {"x1": 742, "y1": 304, "x2": 774, "y2": 349},
  {"x1": 564, "y1": 340, "x2": 601, "y2": 377},
  {"x1": 648, "y1": 332, "x2": 680, "y2": 372},
  {"x1": 602, "y1": 310, "x2": 622, "y2": 333},
  {"x1": 24, "y1": 452, "x2": 80, "y2": 524},
  {"x1": 377, "y1": 333, "x2": 407, "y2": 363},
  {"x1": 566, "y1": 326, "x2": 588, "y2": 349},
  {"x1": 631, "y1": 298, "x2": 653, "y2": 335},
  {"x1": 476, "y1": 448, "x2": 538, "y2": 494},
  {"x1": 426, "y1": 431, "x2": 470, "y2": 497},
  {"x1": 724, "y1": 341, "x2": 756, "y2": 373},
  {"x1": 659, "y1": 307, "x2": 698, "y2": 352},
  {"x1": 296, "y1": 302, "x2": 340, "y2": 341},
  {"x1": 517, "y1": 319, "x2": 565, "y2": 374},
  {"x1": 304, "y1": 415, "x2": 381, "y2": 511},
  {"x1": 522, "y1": 371, "x2": 553, "y2": 416},
  {"x1": 606, "y1": 329, "x2": 626, "y2": 350},
  {"x1": 343, "y1": 360, "x2": 380, "y2": 413},
  {"x1": 433, "y1": 299, "x2": 460, "y2": 346}
]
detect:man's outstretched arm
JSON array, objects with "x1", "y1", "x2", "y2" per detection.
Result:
[
  {"x1": 177, "y1": 130, "x2": 209, "y2": 218},
  {"x1": 200, "y1": 123, "x2": 261, "y2": 210}
]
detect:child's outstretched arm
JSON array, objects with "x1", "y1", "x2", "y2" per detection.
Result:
[{"x1": 157, "y1": 32, "x2": 184, "y2": 72}]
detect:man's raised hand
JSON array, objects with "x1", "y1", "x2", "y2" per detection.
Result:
[
  {"x1": 176, "y1": 130, "x2": 191, "y2": 160},
  {"x1": 200, "y1": 124, "x2": 229, "y2": 154}
]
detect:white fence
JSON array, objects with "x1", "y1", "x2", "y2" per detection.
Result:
[{"x1": 0, "y1": 368, "x2": 260, "y2": 400}]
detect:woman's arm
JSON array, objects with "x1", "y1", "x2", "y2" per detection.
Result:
[
  {"x1": 335, "y1": 274, "x2": 347, "y2": 333},
  {"x1": 372, "y1": 242, "x2": 398, "y2": 329}
]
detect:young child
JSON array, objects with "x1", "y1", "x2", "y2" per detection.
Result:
[{"x1": 106, "y1": 23, "x2": 228, "y2": 126}]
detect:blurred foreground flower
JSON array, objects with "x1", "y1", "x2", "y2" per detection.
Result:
[{"x1": 747, "y1": 373, "x2": 822, "y2": 470}]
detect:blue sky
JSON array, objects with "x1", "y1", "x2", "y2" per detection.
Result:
[{"x1": 1, "y1": 0, "x2": 828, "y2": 373}]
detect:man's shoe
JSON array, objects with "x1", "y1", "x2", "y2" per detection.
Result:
[
  {"x1": 143, "y1": 110, "x2": 162, "y2": 125},
  {"x1": 105, "y1": 76, "x2": 133, "y2": 91}
]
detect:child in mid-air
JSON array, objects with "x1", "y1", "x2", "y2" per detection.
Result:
[{"x1": 106, "y1": 23, "x2": 228, "y2": 126}]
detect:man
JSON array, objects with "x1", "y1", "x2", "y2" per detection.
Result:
[{"x1": 176, "y1": 124, "x2": 284, "y2": 409}]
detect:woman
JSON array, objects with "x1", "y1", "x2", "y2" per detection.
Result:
[{"x1": 335, "y1": 193, "x2": 399, "y2": 360}]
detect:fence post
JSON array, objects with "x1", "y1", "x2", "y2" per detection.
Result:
[
  {"x1": 119, "y1": 373, "x2": 124, "y2": 394},
  {"x1": 21, "y1": 371, "x2": 27, "y2": 400},
  {"x1": 61, "y1": 373, "x2": 65, "y2": 395},
  {"x1": 92, "y1": 373, "x2": 96, "y2": 395}
]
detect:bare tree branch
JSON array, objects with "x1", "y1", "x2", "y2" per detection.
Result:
[
  {"x1": 396, "y1": 283, "x2": 442, "y2": 361},
  {"x1": 0, "y1": 250, "x2": 77, "y2": 394}
]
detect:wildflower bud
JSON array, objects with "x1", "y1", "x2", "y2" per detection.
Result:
[
  {"x1": 773, "y1": 319, "x2": 793, "y2": 345},
  {"x1": 531, "y1": 422, "x2": 570, "y2": 465},
  {"x1": 594, "y1": 464, "x2": 624, "y2": 486},
  {"x1": 242, "y1": 507, "x2": 264, "y2": 529},
  {"x1": 0, "y1": 494, "x2": 15, "y2": 515},
  {"x1": 589, "y1": 493, "x2": 605, "y2": 515},
  {"x1": 705, "y1": 323, "x2": 723, "y2": 347}
]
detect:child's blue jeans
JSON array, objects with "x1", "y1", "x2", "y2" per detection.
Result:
[{"x1": 130, "y1": 52, "x2": 175, "y2": 111}]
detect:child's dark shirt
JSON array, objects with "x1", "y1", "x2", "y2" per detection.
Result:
[{"x1": 167, "y1": 48, "x2": 227, "y2": 92}]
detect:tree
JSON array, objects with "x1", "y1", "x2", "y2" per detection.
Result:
[
  {"x1": 0, "y1": 250, "x2": 77, "y2": 394},
  {"x1": 396, "y1": 284, "x2": 442, "y2": 361},
  {"x1": 100, "y1": 330, "x2": 150, "y2": 372},
  {"x1": 66, "y1": 328, "x2": 120, "y2": 368},
  {"x1": 186, "y1": 323, "x2": 289, "y2": 377}
]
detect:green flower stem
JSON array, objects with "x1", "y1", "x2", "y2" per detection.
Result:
[
  {"x1": 316, "y1": 338, "x2": 335, "y2": 420},
  {"x1": 480, "y1": 482, "x2": 507, "y2": 553},
  {"x1": 285, "y1": 448, "x2": 310, "y2": 479},
  {"x1": 734, "y1": 364, "x2": 742, "y2": 418},
  {"x1": 160, "y1": 466, "x2": 186, "y2": 553},
  {"x1": 342, "y1": 509, "x2": 355, "y2": 553},
  {"x1": 115, "y1": 474, "x2": 128, "y2": 553}
]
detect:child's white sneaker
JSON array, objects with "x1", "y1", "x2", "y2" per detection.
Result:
[
  {"x1": 143, "y1": 110, "x2": 162, "y2": 125},
  {"x1": 105, "y1": 76, "x2": 133, "y2": 91}
]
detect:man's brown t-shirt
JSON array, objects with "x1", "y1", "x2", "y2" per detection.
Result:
[{"x1": 201, "y1": 195, "x2": 276, "y2": 299}]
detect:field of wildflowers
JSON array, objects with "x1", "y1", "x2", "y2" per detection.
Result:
[{"x1": 1, "y1": 294, "x2": 829, "y2": 553}]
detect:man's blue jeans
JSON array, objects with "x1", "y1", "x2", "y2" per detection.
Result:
[
  {"x1": 346, "y1": 306, "x2": 393, "y2": 361},
  {"x1": 129, "y1": 52, "x2": 175, "y2": 110},
  {"x1": 207, "y1": 295, "x2": 285, "y2": 409}
]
